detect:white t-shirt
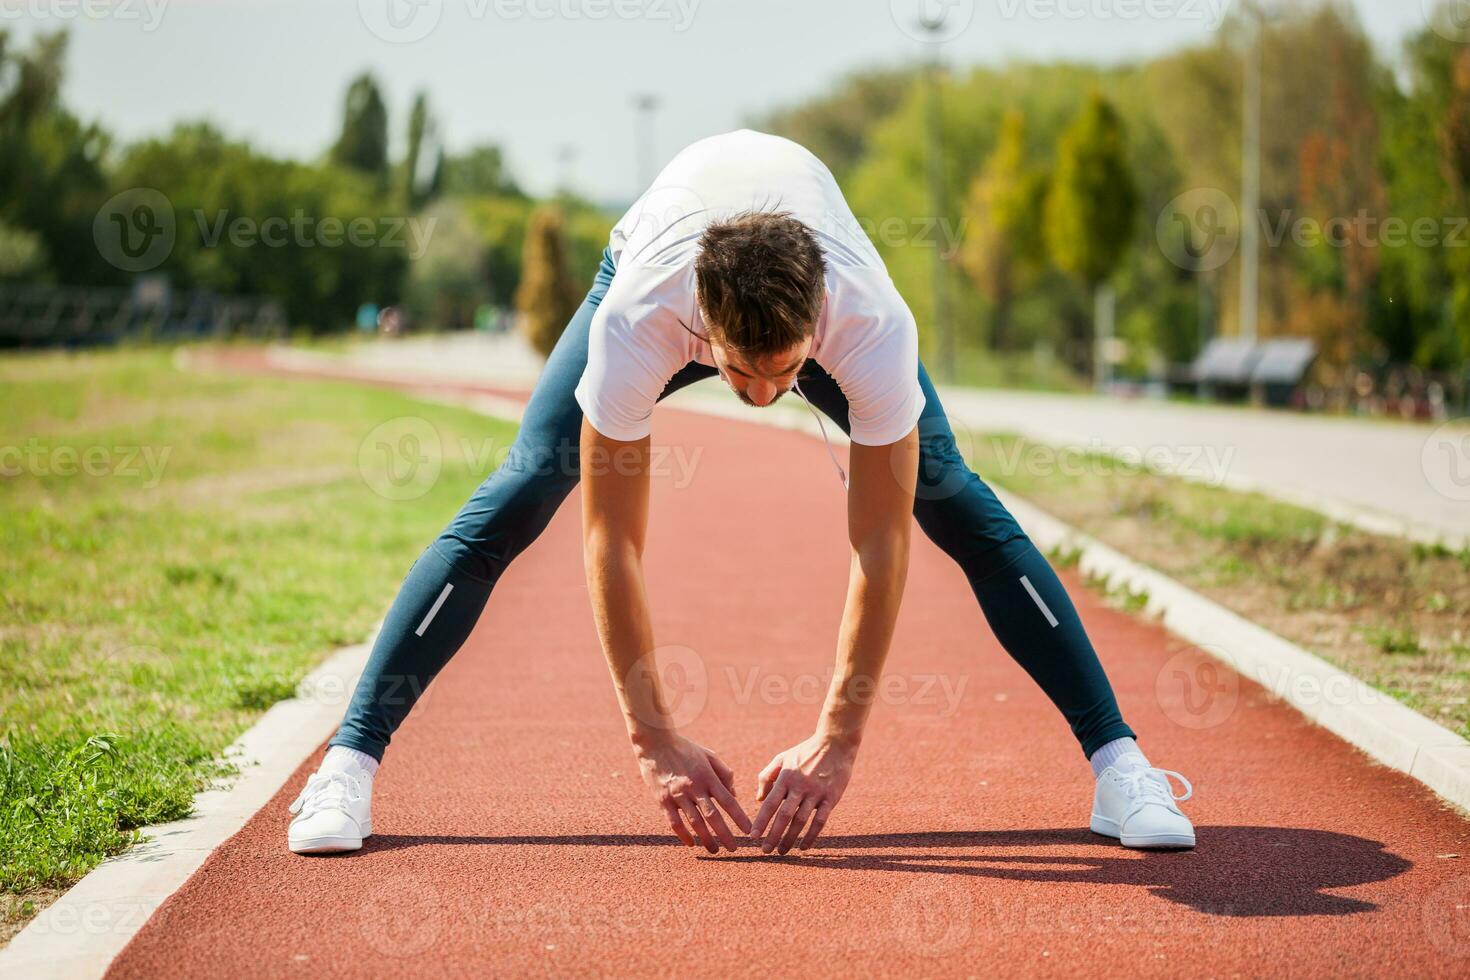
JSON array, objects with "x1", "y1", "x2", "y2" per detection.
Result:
[{"x1": 574, "y1": 129, "x2": 925, "y2": 447}]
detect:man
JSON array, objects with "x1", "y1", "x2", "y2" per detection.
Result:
[{"x1": 288, "y1": 129, "x2": 1195, "y2": 856}]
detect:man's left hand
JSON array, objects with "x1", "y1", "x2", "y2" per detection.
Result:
[{"x1": 751, "y1": 732, "x2": 857, "y2": 854}]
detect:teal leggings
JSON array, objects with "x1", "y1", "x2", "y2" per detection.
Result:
[{"x1": 330, "y1": 249, "x2": 1134, "y2": 760}]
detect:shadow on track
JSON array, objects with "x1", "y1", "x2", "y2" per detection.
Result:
[{"x1": 361, "y1": 826, "x2": 1408, "y2": 917}]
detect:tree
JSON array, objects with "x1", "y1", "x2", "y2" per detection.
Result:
[
  {"x1": 1045, "y1": 93, "x2": 1138, "y2": 382},
  {"x1": 0, "y1": 30, "x2": 112, "y2": 284},
  {"x1": 402, "y1": 91, "x2": 443, "y2": 210},
  {"x1": 330, "y1": 73, "x2": 389, "y2": 189},
  {"x1": 958, "y1": 110, "x2": 1050, "y2": 350},
  {"x1": 441, "y1": 146, "x2": 524, "y2": 199},
  {"x1": 515, "y1": 206, "x2": 581, "y2": 357},
  {"x1": 115, "y1": 122, "x2": 408, "y2": 330},
  {"x1": 761, "y1": 68, "x2": 918, "y2": 185}
]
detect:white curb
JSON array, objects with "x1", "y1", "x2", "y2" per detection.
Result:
[
  {"x1": 0, "y1": 640, "x2": 373, "y2": 978},
  {"x1": 992, "y1": 488, "x2": 1470, "y2": 811}
]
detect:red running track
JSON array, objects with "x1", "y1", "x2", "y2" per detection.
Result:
[{"x1": 108, "y1": 367, "x2": 1470, "y2": 977}]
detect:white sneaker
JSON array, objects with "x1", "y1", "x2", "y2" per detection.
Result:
[
  {"x1": 288, "y1": 766, "x2": 373, "y2": 854},
  {"x1": 1090, "y1": 754, "x2": 1195, "y2": 849}
]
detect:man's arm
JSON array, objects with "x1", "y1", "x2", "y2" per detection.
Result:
[
  {"x1": 580, "y1": 418, "x2": 752, "y2": 853},
  {"x1": 751, "y1": 425, "x2": 920, "y2": 853}
]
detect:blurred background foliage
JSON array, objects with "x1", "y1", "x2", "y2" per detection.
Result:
[{"x1": 1, "y1": 1, "x2": 1468, "y2": 389}]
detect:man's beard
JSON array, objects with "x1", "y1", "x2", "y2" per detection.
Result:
[{"x1": 734, "y1": 386, "x2": 789, "y2": 408}]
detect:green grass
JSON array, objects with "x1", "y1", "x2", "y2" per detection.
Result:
[
  {"x1": 968, "y1": 431, "x2": 1470, "y2": 739},
  {"x1": 950, "y1": 348, "x2": 1089, "y2": 393},
  {"x1": 0, "y1": 347, "x2": 517, "y2": 898}
]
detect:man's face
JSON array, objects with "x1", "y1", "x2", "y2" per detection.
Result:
[{"x1": 708, "y1": 338, "x2": 812, "y2": 408}]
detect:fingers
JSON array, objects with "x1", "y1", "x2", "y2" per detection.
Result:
[
  {"x1": 677, "y1": 797, "x2": 719, "y2": 854},
  {"x1": 755, "y1": 756, "x2": 782, "y2": 803},
  {"x1": 751, "y1": 770, "x2": 789, "y2": 838},
  {"x1": 706, "y1": 751, "x2": 738, "y2": 796},
  {"x1": 778, "y1": 797, "x2": 816, "y2": 855},
  {"x1": 761, "y1": 793, "x2": 801, "y2": 854},
  {"x1": 799, "y1": 800, "x2": 833, "y2": 851},
  {"x1": 663, "y1": 801, "x2": 695, "y2": 848},
  {"x1": 697, "y1": 796, "x2": 739, "y2": 852},
  {"x1": 707, "y1": 778, "x2": 753, "y2": 835}
]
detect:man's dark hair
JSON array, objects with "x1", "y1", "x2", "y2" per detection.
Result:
[{"x1": 693, "y1": 211, "x2": 826, "y2": 358}]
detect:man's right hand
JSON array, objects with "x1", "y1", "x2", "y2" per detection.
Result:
[{"x1": 632, "y1": 732, "x2": 751, "y2": 853}]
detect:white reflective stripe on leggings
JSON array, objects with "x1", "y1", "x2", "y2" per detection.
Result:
[
  {"x1": 415, "y1": 583, "x2": 454, "y2": 636},
  {"x1": 1019, "y1": 575, "x2": 1058, "y2": 628}
]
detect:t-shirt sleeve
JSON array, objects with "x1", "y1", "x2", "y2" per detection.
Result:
[
  {"x1": 825, "y1": 275, "x2": 926, "y2": 446},
  {"x1": 574, "y1": 269, "x2": 690, "y2": 442}
]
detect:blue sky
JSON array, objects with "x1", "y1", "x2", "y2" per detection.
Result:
[{"x1": 5, "y1": 0, "x2": 1441, "y2": 202}]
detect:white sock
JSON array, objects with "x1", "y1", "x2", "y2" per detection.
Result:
[
  {"x1": 1089, "y1": 737, "x2": 1148, "y2": 779},
  {"x1": 321, "y1": 745, "x2": 379, "y2": 778}
]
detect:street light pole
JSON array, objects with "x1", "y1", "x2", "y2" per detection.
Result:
[
  {"x1": 1239, "y1": 0, "x2": 1263, "y2": 344},
  {"x1": 632, "y1": 94, "x2": 659, "y2": 196},
  {"x1": 919, "y1": 11, "x2": 955, "y2": 383}
]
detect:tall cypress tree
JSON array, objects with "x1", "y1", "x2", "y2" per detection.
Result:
[
  {"x1": 330, "y1": 74, "x2": 390, "y2": 190},
  {"x1": 959, "y1": 110, "x2": 1050, "y2": 351},
  {"x1": 1045, "y1": 93, "x2": 1138, "y2": 381},
  {"x1": 515, "y1": 207, "x2": 581, "y2": 358}
]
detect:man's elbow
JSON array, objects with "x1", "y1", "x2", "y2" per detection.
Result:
[
  {"x1": 583, "y1": 524, "x2": 643, "y2": 571},
  {"x1": 853, "y1": 527, "x2": 911, "y2": 584}
]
